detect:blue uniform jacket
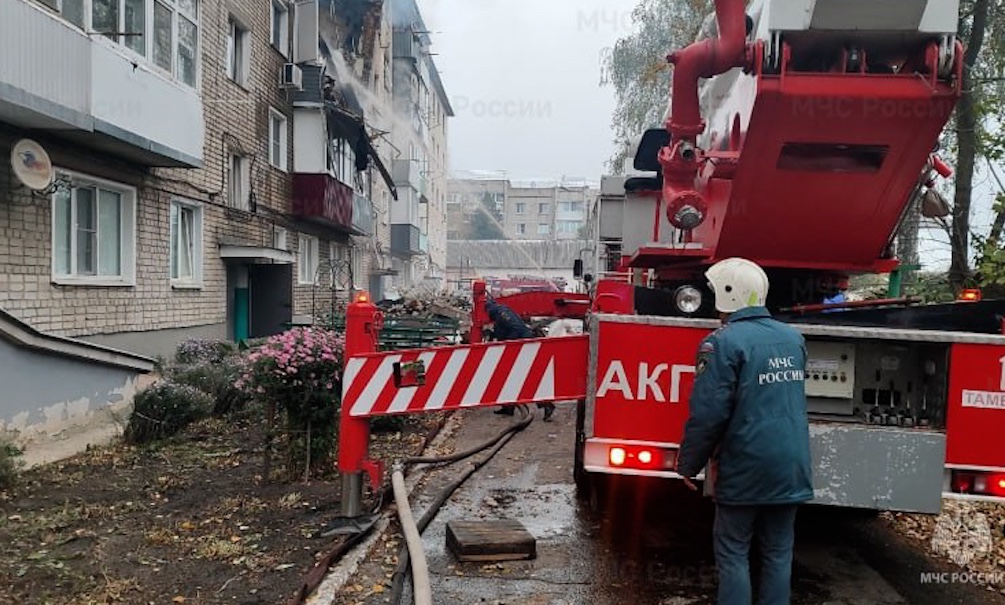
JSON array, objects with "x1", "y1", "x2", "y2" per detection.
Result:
[
  {"x1": 486, "y1": 301, "x2": 533, "y2": 341},
  {"x1": 676, "y1": 307, "x2": 814, "y2": 506}
]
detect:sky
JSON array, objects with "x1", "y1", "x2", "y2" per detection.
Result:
[
  {"x1": 416, "y1": 0, "x2": 639, "y2": 183},
  {"x1": 413, "y1": 0, "x2": 999, "y2": 272}
]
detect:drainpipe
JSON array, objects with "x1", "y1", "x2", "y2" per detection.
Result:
[{"x1": 659, "y1": 0, "x2": 749, "y2": 231}]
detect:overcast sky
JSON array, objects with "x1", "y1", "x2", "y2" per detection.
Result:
[{"x1": 417, "y1": 0, "x2": 639, "y2": 183}]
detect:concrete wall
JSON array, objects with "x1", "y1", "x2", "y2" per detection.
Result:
[
  {"x1": 0, "y1": 336, "x2": 144, "y2": 439},
  {"x1": 81, "y1": 322, "x2": 227, "y2": 361}
]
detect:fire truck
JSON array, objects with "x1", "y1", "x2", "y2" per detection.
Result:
[{"x1": 336, "y1": 0, "x2": 1005, "y2": 517}]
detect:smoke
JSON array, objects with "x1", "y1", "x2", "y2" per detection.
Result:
[{"x1": 318, "y1": 6, "x2": 415, "y2": 147}]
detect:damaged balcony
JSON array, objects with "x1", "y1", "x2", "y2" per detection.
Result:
[
  {"x1": 291, "y1": 175, "x2": 374, "y2": 236},
  {"x1": 0, "y1": 0, "x2": 204, "y2": 167}
]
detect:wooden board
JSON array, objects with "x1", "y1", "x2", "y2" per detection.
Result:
[{"x1": 445, "y1": 519, "x2": 537, "y2": 562}]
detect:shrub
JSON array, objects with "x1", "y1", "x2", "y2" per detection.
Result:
[
  {"x1": 0, "y1": 439, "x2": 23, "y2": 490},
  {"x1": 174, "y1": 338, "x2": 236, "y2": 366},
  {"x1": 170, "y1": 356, "x2": 250, "y2": 415},
  {"x1": 236, "y1": 327, "x2": 345, "y2": 477},
  {"x1": 124, "y1": 381, "x2": 214, "y2": 445}
]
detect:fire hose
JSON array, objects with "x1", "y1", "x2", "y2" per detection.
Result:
[{"x1": 389, "y1": 404, "x2": 535, "y2": 605}]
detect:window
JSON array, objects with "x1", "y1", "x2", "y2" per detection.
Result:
[
  {"x1": 170, "y1": 199, "x2": 203, "y2": 286},
  {"x1": 515, "y1": 202, "x2": 525, "y2": 214},
  {"x1": 44, "y1": 0, "x2": 198, "y2": 87},
  {"x1": 537, "y1": 223, "x2": 550, "y2": 235},
  {"x1": 271, "y1": 0, "x2": 289, "y2": 56},
  {"x1": 557, "y1": 220, "x2": 582, "y2": 234},
  {"x1": 51, "y1": 171, "x2": 136, "y2": 285},
  {"x1": 269, "y1": 109, "x2": 288, "y2": 171},
  {"x1": 227, "y1": 153, "x2": 250, "y2": 210},
  {"x1": 273, "y1": 227, "x2": 288, "y2": 250},
  {"x1": 226, "y1": 17, "x2": 250, "y2": 86},
  {"x1": 38, "y1": 0, "x2": 85, "y2": 28},
  {"x1": 516, "y1": 223, "x2": 526, "y2": 235},
  {"x1": 558, "y1": 201, "x2": 584, "y2": 214},
  {"x1": 298, "y1": 235, "x2": 319, "y2": 284},
  {"x1": 539, "y1": 203, "x2": 549, "y2": 214},
  {"x1": 329, "y1": 137, "x2": 357, "y2": 187}
]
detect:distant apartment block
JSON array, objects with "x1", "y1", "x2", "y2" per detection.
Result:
[{"x1": 447, "y1": 174, "x2": 596, "y2": 241}]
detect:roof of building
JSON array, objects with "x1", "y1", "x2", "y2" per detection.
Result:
[{"x1": 446, "y1": 239, "x2": 592, "y2": 270}]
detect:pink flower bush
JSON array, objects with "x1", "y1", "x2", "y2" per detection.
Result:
[{"x1": 236, "y1": 327, "x2": 346, "y2": 405}]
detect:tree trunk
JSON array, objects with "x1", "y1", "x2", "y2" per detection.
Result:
[{"x1": 951, "y1": 0, "x2": 991, "y2": 291}]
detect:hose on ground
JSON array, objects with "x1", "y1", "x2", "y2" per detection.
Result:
[
  {"x1": 392, "y1": 462, "x2": 432, "y2": 605},
  {"x1": 404, "y1": 406, "x2": 532, "y2": 465},
  {"x1": 388, "y1": 405, "x2": 534, "y2": 605}
]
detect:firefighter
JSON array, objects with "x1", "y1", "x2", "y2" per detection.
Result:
[
  {"x1": 674, "y1": 258, "x2": 813, "y2": 605},
  {"x1": 485, "y1": 299, "x2": 556, "y2": 421}
]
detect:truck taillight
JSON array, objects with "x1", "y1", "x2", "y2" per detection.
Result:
[
  {"x1": 950, "y1": 470, "x2": 1005, "y2": 497},
  {"x1": 607, "y1": 445, "x2": 672, "y2": 470},
  {"x1": 958, "y1": 288, "x2": 982, "y2": 302}
]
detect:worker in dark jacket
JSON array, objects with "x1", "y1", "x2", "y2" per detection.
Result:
[
  {"x1": 485, "y1": 299, "x2": 555, "y2": 421},
  {"x1": 674, "y1": 257, "x2": 813, "y2": 605}
]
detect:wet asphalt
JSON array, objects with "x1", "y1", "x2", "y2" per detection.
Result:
[{"x1": 344, "y1": 402, "x2": 1005, "y2": 605}]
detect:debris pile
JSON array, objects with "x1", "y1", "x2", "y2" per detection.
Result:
[{"x1": 377, "y1": 291, "x2": 472, "y2": 323}]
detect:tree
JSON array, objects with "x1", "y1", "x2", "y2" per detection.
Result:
[
  {"x1": 962, "y1": 0, "x2": 1005, "y2": 293},
  {"x1": 468, "y1": 192, "x2": 506, "y2": 240},
  {"x1": 600, "y1": 0, "x2": 712, "y2": 174}
]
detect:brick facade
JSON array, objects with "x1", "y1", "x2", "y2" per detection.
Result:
[{"x1": 0, "y1": 0, "x2": 406, "y2": 358}]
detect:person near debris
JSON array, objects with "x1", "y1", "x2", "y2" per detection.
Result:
[
  {"x1": 673, "y1": 257, "x2": 813, "y2": 605},
  {"x1": 485, "y1": 299, "x2": 555, "y2": 421}
]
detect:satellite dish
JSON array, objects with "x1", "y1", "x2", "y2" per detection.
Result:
[{"x1": 10, "y1": 139, "x2": 54, "y2": 191}]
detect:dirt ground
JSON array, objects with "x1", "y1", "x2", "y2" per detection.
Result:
[{"x1": 0, "y1": 407, "x2": 448, "y2": 605}]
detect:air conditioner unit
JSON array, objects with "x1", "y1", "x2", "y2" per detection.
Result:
[{"x1": 279, "y1": 63, "x2": 303, "y2": 90}]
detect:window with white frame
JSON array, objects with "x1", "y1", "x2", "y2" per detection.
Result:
[
  {"x1": 170, "y1": 199, "x2": 203, "y2": 286},
  {"x1": 40, "y1": 0, "x2": 198, "y2": 88},
  {"x1": 329, "y1": 138, "x2": 357, "y2": 187},
  {"x1": 515, "y1": 202, "x2": 525, "y2": 214},
  {"x1": 516, "y1": 223, "x2": 526, "y2": 235},
  {"x1": 51, "y1": 171, "x2": 136, "y2": 285},
  {"x1": 298, "y1": 235, "x2": 319, "y2": 284},
  {"x1": 351, "y1": 246, "x2": 364, "y2": 286},
  {"x1": 227, "y1": 153, "x2": 249, "y2": 210},
  {"x1": 225, "y1": 16, "x2": 250, "y2": 86},
  {"x1": 557, "y1": 220, "x2": 582, "y2": 234},
  {"x1": 269, "y1": 108, "x2": 288, "y2": 171},
  {"x1": 273, "y1": 227, "x2": 288, "y2": 250},
  {"x1": 270, "y1": 0, "x2": 289, "y2": 56},
  {"x1": 537, "y1": 223, "x2": 550, "y2": 235}
]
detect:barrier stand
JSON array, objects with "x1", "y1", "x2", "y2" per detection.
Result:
[
  {"x1": 339, "y1": 292, "x2": 384, "y2": 517},
  {"x1": 469, "y1": 280, "x2": 488, "y2": 344}
]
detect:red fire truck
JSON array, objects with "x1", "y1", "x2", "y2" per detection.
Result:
[{"x1": 336, "y1": 0, "x2": 1005, "y2": 517}]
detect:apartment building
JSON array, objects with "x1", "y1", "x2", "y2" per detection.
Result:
[
  {"x1": 445, "y1": 175, "x2": 507, "y2": 239},
  {"x1": 389, "y1": 0, "x2": 452, "y2": 289},
  {"x1": 447, "y1": 176, "x2": 597, "y2": 241},
  {"x1": 0, "y1": 0, "x2": 400, "y2": 361}
]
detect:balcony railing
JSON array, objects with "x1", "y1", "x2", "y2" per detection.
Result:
[
  {"x1": 391, "y1": 224, "x2": 422, "y2": 256},
  {"x1": 0, "y1": 0, "x2": 203, "y2": 167},
  {"x1": 293, "y1": 174, "x2": 376, "y2": 235}
]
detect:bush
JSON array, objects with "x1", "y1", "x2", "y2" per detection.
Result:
[
  {"x1": 170, "y1": 356, "x2": 250, "y2": 415},
  {"x1": 0, "y1": 439, "x2": 23, "y2": 490},
  {"x1": 236, "y1": 327, "x2": 345, "y2": 477},
  {"x1": 124, "y1": 381, "x2": 214, "y2": 445},
  {"x1": 174, "y1": 338, "x2": 236, "y2": 366}
]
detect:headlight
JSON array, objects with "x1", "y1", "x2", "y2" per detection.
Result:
[{"x1": 674, "y1": 286, "x2": 703, "y2": 314}]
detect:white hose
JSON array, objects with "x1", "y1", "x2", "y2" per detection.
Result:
[{"x1": 392, "y1": 464, "x2": 432, "y2": 605}]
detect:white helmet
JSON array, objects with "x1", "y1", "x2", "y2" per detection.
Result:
[{"x1": 705, "y1": 258, "x2": 769, "y2": 314}]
